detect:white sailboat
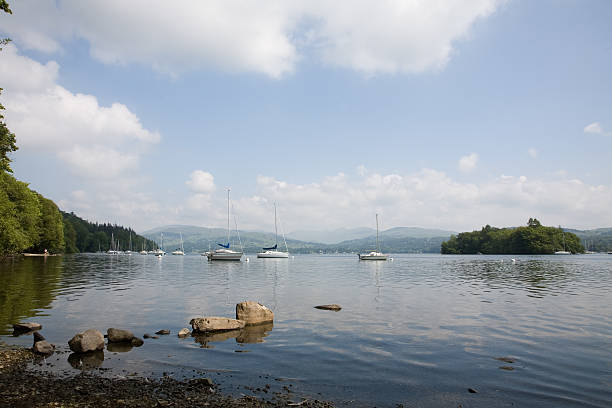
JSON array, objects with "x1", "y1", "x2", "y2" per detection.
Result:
[
  {"x1": 205, "y1": 189, "x2": 243, "y2": 261},
  {"x1": 172, "y1": 233, "x2": 185, "y2": 255},
  {"x1": 358, "y1": 214, "x2": 388, "y2": 261},
  {"x1": 151, "y1": 232, "x2": 166, "y2": 256},
  {"x1": 554, "y1": 226, "x2": 571, "y2": 255},
  {"x1": 107, "y1": 232, "x2": 119, "y2": 254},
  {"x1": 257, "y1": 202, "x2": 289, "y2": 258}
]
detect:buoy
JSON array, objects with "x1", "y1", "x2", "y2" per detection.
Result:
[
  {"x1": 390, "y1": 257, "x2": 394, "y2": 261},
  {"x1": 246, "y1": 257, "x2": 250, "y2": 262}
]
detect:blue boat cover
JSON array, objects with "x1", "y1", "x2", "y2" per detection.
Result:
[
  {"x1": 217, "y1": 242, "x2": 230, "y2": 248},
  {"x1": 262, "y1": 244, "x2": 277, "y2": 250}
]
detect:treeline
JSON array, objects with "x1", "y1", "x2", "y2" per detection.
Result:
[
  {"x1": 63, "y1": 211, "x2": 156, "y2": 253},
  {"x1": 441, "y1": 218, "x2": 584, "y2": 255},
  {"x1": 0, "y1": 172, "x2": 64, "y2": 254}
]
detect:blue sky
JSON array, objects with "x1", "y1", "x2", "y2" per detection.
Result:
[{"x1": 1, "y1": 0, "x2": 611, "y2": 233}]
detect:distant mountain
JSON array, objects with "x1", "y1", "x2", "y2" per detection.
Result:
[
  {"x1": 287, "y1": 227, "x2": 375, "y2": 244},
  {"x1": 141, "y1": 225, "x2": 456, "y2": 254},
  {"x1": 565, "y1": 227, "x2": 612, "y2": 252}
]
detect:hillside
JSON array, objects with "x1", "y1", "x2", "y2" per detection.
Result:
[{"x1": 141, "y1": 225, "x2": 454, "y2": 254}]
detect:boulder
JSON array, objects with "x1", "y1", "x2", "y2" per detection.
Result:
[
  {"x1": 236, "y1": 301, "x2": 274, "y2": 325},
  {"x1": 32, "y1": 331, "x2": 46, "y2": 344},
  {"x1": 32, "y1": 340, "x2": 54, "y2": 355},
  {"x1": 107, "y1": 328, "x2": 135, "y2": 343},
  {"x1": 13, "y1": 322, "x2": 42, "y2": 332},
  {"x1": 178, "y1": 328, "x2": 191, "y2": 338},
  {"x1": 314, "y1": 304, "x2": 342, "y2": 311},
  {"x1": 68, "y1": 329, "x2": 105, "y2": 353},
  {"x1": 155, "y1": 329, "x2": 170, "y2": 335},
  {"x1": 190, "y1": 317, "x2": 245, "y2": 333},
  {"x1": 131, "y1": 337, "x2": 144, "y2": 347}
]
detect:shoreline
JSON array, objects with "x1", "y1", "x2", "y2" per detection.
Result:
[{"x1": 0, "y1": 343, "x2": 335, "y2": 408}]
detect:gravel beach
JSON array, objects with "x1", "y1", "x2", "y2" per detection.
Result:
[{"x1": 0, "y1": 343, "x2": 335, "y2": 408}]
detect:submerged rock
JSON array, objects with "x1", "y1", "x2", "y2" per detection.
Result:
[
  {"x1": 178, "y1": 328, "x2": 191, "y2": 338},
  {"x1": 131, "y1": 337, "x2": 144, "y2": 347},
  {"x1": 107, "y1": 328, "x2": 135, "y2": 343},
  {"x1": 13, "y1": 322, "x2": 42, "y2": 332},
  {"x1": 32, "y1": 341, "x2": 55, "y2": 355},
  {"x1": 314, "y1": 304, "x2": 342, "y2": 311},
  {"x1": 236, "y1": 301, "x2": 274, "y2": 325},
  {"x1": 190, "y1": 317, "x2": 245, "y2": 333},
  {"x1": 155, "y1": 329, "x2": 170, "y2": 335},
  {"x1": 68, "y1": 329, "x2": 105, "y2": 353},
  {"x1": 143, "y1": 333, "x2": 152, "y2": 339}
]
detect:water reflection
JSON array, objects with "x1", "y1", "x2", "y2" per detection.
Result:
[
  {"x1": 0, "y1": 257, "x2": 63, "y2": 335},
  {"x1": 193, "y1": 323, "x2": 274, "y2": 348},
  {"x1": 107, "y1": 342, "x2": 134, "y2": 353},
  {"x1": 68, "y1": 350, "x2": 105, "y2": 370},
  {"x1": 454, "y1": 258, "x2": 574, "y2": 297}
]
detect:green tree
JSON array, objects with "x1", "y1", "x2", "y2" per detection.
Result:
[
  {"x1": 0, "y1": 173, "x2": 41, "y2": 254},
  {"x1": 31, "y1": 195, "x2": 65, "y2": 253}
]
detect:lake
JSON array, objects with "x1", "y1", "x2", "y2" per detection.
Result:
[{"x1": 1, "y1": 253, "x2": 611, "y2": 407}]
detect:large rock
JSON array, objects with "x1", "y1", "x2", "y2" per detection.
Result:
[
  {"x1": 13, "y1": 322, "x2": 42, "y2": 332},
  {"x1": 32, "y1": 331, "x2": 46, "y2": 345},
  {"x1": 32, "y1": 340, "x2": 55, "y2": 355},
  {"x1": 178, "y1": 328, "x2": 191, "y2": 338},
  {"x1": 107, "y1": 328, "x2": 135, "y2": 343},
  {"x1": 190, "y1": 317, "x2": 245, "y2": 333},
  {"x1": 68, "y1": 329, "x2": 105, "y2": 353},
  {"x1": 236, "y1": 301, "x2": 274, "y2": 325}
]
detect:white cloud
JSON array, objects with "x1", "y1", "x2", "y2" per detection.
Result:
[
  {"x1": 528, "y1": 148, "x2": 538, "y2": 158},
  {"x1": 458, "y1": 153, "x2": 478, "y2": 173},
  {"x1": 186, "y1": 170, "x2": 216, "y2": 193},
  {"x1": 584, "y1": 122, "x2": 603, "y2": 134},
  {"x1": 1, "y1": 0, "x2": 505, "y2": 77},
  {"x1": 0, "y1": 44, "x2": 160, "y2": 178}
]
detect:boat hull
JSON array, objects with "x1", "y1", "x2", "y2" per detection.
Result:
[
  {"x1": 554, "y1": 251, "x2": 571, "y2": 255},
  {"x1": 257, "y1": 251, "x2": 289, "y2": 258},
  {"x1": 358, "y1": 252, "x2": 388, "y2": 261},
  {"x1": 206, "y1": 250, "x2": 243, "y2": 261}
]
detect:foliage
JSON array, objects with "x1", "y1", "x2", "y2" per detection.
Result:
[
  {"x1": 441, "y1": 218, "x2": 585, "y2": 255},
  {"x1": 0, "y1": 1, "x2": 11, "y2": 14},
  {"x1": 0, "y1": 172, "x2": 41, "y2": 254},
  {"x1": 0, "y1": 87, "x2": 18, "y2": 174},
  {"x1": 32, "y1": 195, "x2": 65, "y2": 253},
  {"x1": 62, "y1": 211, "x2": 156, "y2": 253}
]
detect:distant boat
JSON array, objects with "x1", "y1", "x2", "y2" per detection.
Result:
[
  {"x1": 151, "y1": 232, "x2": 166, "y2": 256},
  {"x1": 107, "y1": 232, "x2": 119, "y2": 254},
  {"x1": 257, "y1": 202, "x2": 289, "y2": 258},
  {"x1": 205, "y1": 188, "x2": 243, "y2": 261},
  {"x1": 554, "y1": 226, "x2": 571, "y2": 255},
  {"x1": 125, "y1": 231, "x2": 133, "y2": 255},
  {"x1": 172, "y1": 233, "x2": 185, "y2": 255},
  {"x1": 358, "y1": 214, "x2": 388, "y2": 261}
]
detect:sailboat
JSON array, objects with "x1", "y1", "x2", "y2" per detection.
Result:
[
  {"x1": 151, "y1": 232, "x2": 166, "y2": 256},
  {"x1": 257, "y1": 202, "x2": 289, "y2": 258},
  {"x1": 205, "y1": 189, "x2": 243, "y2": 261},
  {"x1": 107, "y1": 232, "x2": 119, "y2": 254},
  {"x1": 554, "y1": 226, "x2": 571, "y2": 255},
  {"x1": 358, "y1": 214, "x2": 388, "y2": 261},
  {"x1": 139, "y1": 240, "x2": 147, "y2": 255},
  {"x1": 125, "y1": 231, "x2": 133, "y2": 255},
  {"x1": 172, "y1": 233, "x2": 185, "y2": 255}
]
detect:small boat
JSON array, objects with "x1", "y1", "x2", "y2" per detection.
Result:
[
  {"x1": 151, "y1": 232, "x2": 166, "y2": 256},
  {"x1": 205, "y1": 189, "x2": 243, "y2": 261},
  {"x1": 107, "y1": 233, "x2": 119, "y2": 254},
  {"x1": 172, "y1": 233, "x2": 185, "y2": 255},
  {"x1": 554, "y1": 226, "x2": 571, "y2": 255},
  {"x1": 358, "y1": 214, "x2": 388, "y2": 261},
  {"x1": 257, "y1": 203, "x2": 289, "y2": 258}
]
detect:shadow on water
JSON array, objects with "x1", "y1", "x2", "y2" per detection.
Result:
[
  {"x1": 68, "y1": 350, "x2": 105, "y2": 370},
  {"x1": 0, "y1": 256, "x2": 63, "y2": 335}
]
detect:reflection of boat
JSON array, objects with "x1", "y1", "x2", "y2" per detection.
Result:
[
  {"x1": 107, "y1": 233, "x2": 119, "y2": 254},
  {"x1": 205, "y1": 189, "x2": 243, "y2": 261},
  {"x1": 358, "y1": 214, "x2": 388, "y2": 261},
  {"x1": 554, "y1": 226, "x2": 571, "y2": 255},
  {"x1": 257, "y1": 203, "x2": 289, "y2": 258},
  {"x1": 172, "y1": 233, "x2": 185, "y2": 255}
]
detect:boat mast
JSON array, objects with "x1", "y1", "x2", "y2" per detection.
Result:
[
  {"x1": 274, "y1": 202, "x2": 278, "y2": 247},
  {"x1": 376, "y1": 213, "x2": 380, "y2": 253},
  {"x1": 227, "y1": 188, "x2": 231, "y2": 246}
]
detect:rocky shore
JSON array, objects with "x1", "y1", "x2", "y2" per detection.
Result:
[{"x1": 0, "y1": 343, "x2": 335, "y2": 408}]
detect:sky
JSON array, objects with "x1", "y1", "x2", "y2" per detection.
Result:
[{"x1": 1, "y1": 0, "x2": 611, "y2": 234}]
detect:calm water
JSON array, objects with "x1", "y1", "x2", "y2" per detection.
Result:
[{"x1": 1, "y1": 253, "x2": 611, "y2": 407}]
